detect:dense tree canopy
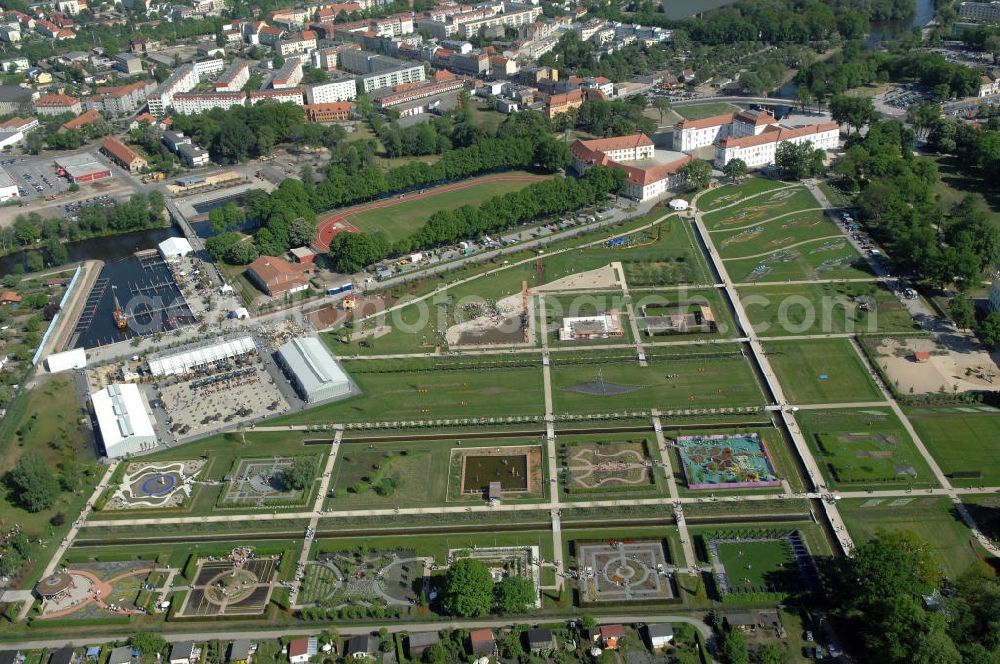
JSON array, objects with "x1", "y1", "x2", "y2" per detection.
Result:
[
  {"x1": 443, "y1": 559, "x2": 494, "y2": 617},
  {"x1": 8, "y1": 452, "x2": 60, "y2": 512}
]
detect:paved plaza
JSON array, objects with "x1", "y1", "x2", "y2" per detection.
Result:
[{"x1": 577, "y1": 541, "x2": 673, "y2": 603}]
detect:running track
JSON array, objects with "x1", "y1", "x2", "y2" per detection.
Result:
[{"x1": 313, "y1": 174, "x2": 546, "y2": 252}]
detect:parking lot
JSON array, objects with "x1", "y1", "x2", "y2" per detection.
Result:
[
  {"x1": 63, "y1": 194, "x2": 125, "y2": 221},
  {"x1": 2, "y1": 155, "x2": 72, "y2": 201},
  {"x1": 883, "y1": 83, "x2": 932, "y2": 110}
]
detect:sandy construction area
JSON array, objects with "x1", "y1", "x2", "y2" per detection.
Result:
[
  {"x1": 446, "y1": 292, "x2": 533, "y2": 347},
  {"x1": 875, "y1": 337, "x2": 999, "y2": 394},
  {"x1": 533, "y1": 264, "x2": 619, "y2": 292}
]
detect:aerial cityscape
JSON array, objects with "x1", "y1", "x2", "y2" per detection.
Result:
[{"x1": 0, "y1": 0, "x2": 998, "y2": 661}]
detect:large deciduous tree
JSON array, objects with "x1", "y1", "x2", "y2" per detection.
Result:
[{"x1": 443, "y1": 558, "x2": 494, "y2": 617}]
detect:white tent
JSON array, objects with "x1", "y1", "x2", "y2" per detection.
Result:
[
  {"x1": 148, "y1": 336, "x2": 256, "y2": 376},
  {"x1": 158, "y1": 236, "x2": 193, "y2": 259},
  {"x1": 669, "y1": 198, "x2": 689, "y2": 211}
]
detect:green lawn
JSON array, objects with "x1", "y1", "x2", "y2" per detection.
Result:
[
  {"x1": 795, "y1": 407, "x2": 938, "y2": 489},
  {"x1": 725, "y1": 239, "x2": 871, "y2": 283},
  {"x1": 674, "y1": 102, "x2": 740, "y2": 120},
  {"x1": 716, "y1": 212, "x2": 841, "y2": 262},
  {"x1": 766, "y1": 339, "x2": 883, "y2": 404},
  {"x1": 739, "y1": 282, "x2": 920, "y2": 337},
  {"x1": 905, "y1": 406, "x2": 1000, "y2": 487},
  {"x1": 275, "y1": 357, "x2": 545, "y2": 425},
  {"x1": 839, "y1": 496, "x2": 984, "y2": 579},
  {"x1": 697, "y1": 177, "x2": 789, "y2": 212},
  {"x1": 715, "y1": 538, "x2": 798, "y2": 593},
  {"x1": 348, "y1": 173, "x2": 543, "y2": 242},
  {"x1": 549, "y1": 345, "x2": 765, "y2": 415},
  {"x1": 703, "y1": 187, "x2": 819, "y2": 231},
  {"x1": 539, "y1": 211, "x2": 710, "y2": 286}
]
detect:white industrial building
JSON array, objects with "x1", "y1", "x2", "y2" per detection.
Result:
[
  {"x1": 45, "y1": 347, "x2": 87, "y2": 372},
  {"x1": 91, "y1": 383, "x2": 157, "y2": 458},
  {"x1": 158, "y1": 236, "x2": 193, "y2": 260},
  {"x1": 148, "y1": 336, "x2": 256, "y2": 377},
  {"x1": 276, "y1": 336, "x2": 352, "y2": 403}
]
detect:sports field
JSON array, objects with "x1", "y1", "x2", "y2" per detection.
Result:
[
  {"x1": 839, "y1": 496, "x2": 984, "y2": 578},
  {"x1": 715, "y1": 539, "x2": 797, "y2": 592},
  {"x1": 703, "y1": 187, "x2": 819, "y2": 231},
  {"x1": 314, "y1": 172, "x2": 545, "y2": 248},
  {"x1": 277, "y1": 358, "x2": 545, "y2": 424},
  {"x1": 698, "y1": 178, "x2": 789, "y2": 212},
  {"x1": 905, "y1": 406, "x2": 1000, "y2": 487},
  {"x1": 795, "y1": 408, "x2": 938, "y2": 488},
  {"x1": 739, "y1": 282, "x2": 920, "y2": 337},
  {"x1": 550, "y1": 347, "x2": 765, "y2": 414},
  {"x1": 765, "y1": 339, "x2": 883, "y2": 404}
]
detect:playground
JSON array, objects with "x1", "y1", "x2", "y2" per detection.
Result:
[
  {"x1": 675, "y1": 433, "x2": 781, "y2": 490},
  {"x1": 37, "y1": 560, "x2": 159, "y2": 619},
  {"x1": 575, "y1": 540, "x2": 673, "y2": 603},
  {"x1": 449, "y1": 545, "x2": 541, "y2": 607},
  {"x1": 313, "y1": 173, "x2": 545, "y2": 249},
  {"x1": 796, "y1": 408, "x2": 937, "y2": 488},
  {"x1": 705, "y1": 529, "x2": 815, "y2": 597},
  {"x1": 104, "y1": 459, "x2": 206, "y2": 510},
  {"x1": 561, "y1": 438, "x2": 657, "y2": 494},
  {"x1": 306, "y1": 549, "x2": 428, "y2": 607},
  {"x1": 178, "y1": 547, "x2": 280, "y2": 617},
  {"x1": 450, "y1": 445, "x2": 544, "y2": 500},
  {"x1": 221, "y1": 457, "x2": 312, "y2": 507}
]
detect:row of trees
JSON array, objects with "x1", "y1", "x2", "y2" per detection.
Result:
[
  {"x1": 328, "y1": 165, "x2": 624, "y2": 272},
  {"x1": 833, "y1": 120, "x2": 1000, "y2": 288},
  {"x1": 1, "y1": 192, "x2": 166, "y2": 255}
]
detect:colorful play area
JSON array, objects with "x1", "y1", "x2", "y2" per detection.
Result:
[{"x1": 676, "y1": 433, "x2": 780, "y2": 489}]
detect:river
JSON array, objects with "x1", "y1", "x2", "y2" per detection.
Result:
[{"x1": 0, "y1": 226, "x2": 176, "y2": 277}]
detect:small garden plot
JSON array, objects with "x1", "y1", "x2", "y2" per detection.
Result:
[
  {"x1": 675, "y1": 433, "x2": 781, "y2": 490},
  {"x1": 637, "y1": 300, "x2": 717, "y2": 338},
  {"x1": 178, "y1": 549, "x2": 280, "y2": 617},
  {"x1": 448, "y1": 444, "x2": 545, "y2": 501},
  {"x1": 311, "y1": 549, "x2": 427, "y2": 607},
  {"x1": 765, "y1": 339, "x2": 883, "y2": 404},
  {"x1": 796, "y1": 408, "x2": 937, "y2": 488},
  {"x1": 104, "y1": 459, "x2": 205, "y2": 510},
  {"x1": 706, "y1": 529, "x2": 815, "y2": 599},
  {"x1": 715, "y1": 211, "x2": 839, "y2": 261},
  {"x1": 575, "y1": 540, "x2": 673, "y2": 603},
  {"x1": 551, "y1": 347, "x2": 765, "y2": 415},
  {"x1": 278, "y1": 358, "x2": 545, "y2": 425},
  {"x1": 448, "y1": 546, "x2": 541, "y2": 608},
  {"x1": 739, "y1": 282, "x2": 919, "y2": 337},
  {"x1": 220, "y1": 456, "x2": 319, "y2": 508},
  {"x1": 560, "y1": 438, "x2": 660, "y2": 496},
  {"x1": 698, "y1": 178, "x2": 789, "y2": 212},
  {"x1": 543, "y1": 293, "x2": 632, "y2": 347},
  {"x1": 703, "y1": 187, "x2": 817, "y2": 231},
  {"x1": 906, "y1": 407, "x2": 1000, "y2": 487},
  {"x1": 329, "y1": 444, "x2": 442, "y2": 507},
  {"x1": 299, "y1": 562, "x2": 339, "y2": 605}
]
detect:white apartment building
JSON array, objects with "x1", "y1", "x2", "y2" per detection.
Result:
[
  {"x1": 193, "y1": 57, "x2": 225, "y2": 78},
  {"x1": 304, "y1": 78, "x2": 357, "y2": 104},
  {"x1": 148, "y1": 64, "x2": 198, "y2": 116},
  {"x1": 959, "y1": 1, "x2": 1000, "y2": 22},
  {"x1": 215, "y1": 59, "x2": 250, "y2": 92},
  {"x1": 672, "y1": 111, "x2": 736, "y2": 152},
  {"x1": 571, "y1": 134, "x2": 692, "y2": 202},
  {"x1": 248, "y1": 89, "x2": 304, "y2": 105},
  {"x1": 173, "y1": 91, "x2": 247, "y2": 114},
  {"x1": 89, "y1": 82, "x2": 147, "y2": 115},
  {"x1": 456, "y1": 4, "x2": 542, "y2": 38},
  {"x1": 358, "y1": 65, "x2": 424, "y2": 92},
  {"x1": 272, "y1": 59, "x2": 304, "y2": 89},
  {"x1": 277, "y1": 31, "x2": 318, "y2": 56}
]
